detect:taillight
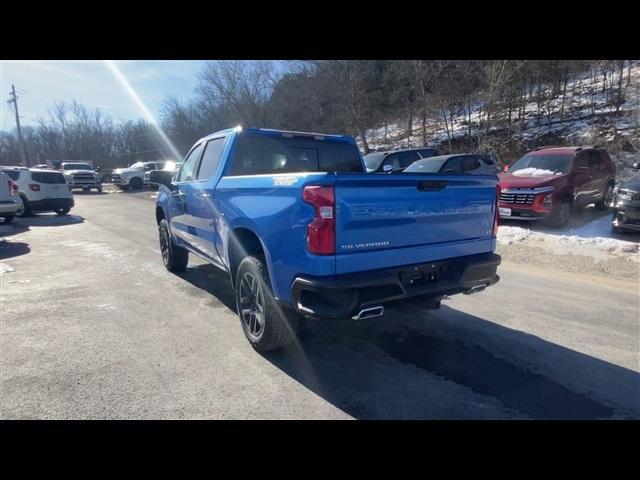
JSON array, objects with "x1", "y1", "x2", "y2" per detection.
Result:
[
  {"x1": 29, "y1": 183, "x2": 41, "y2": 192},
  {"x1": 493, "y1": 184, "x2": 500, "y2": 236},
  {"x1": 8, "y1": 179, "x2": 18, "y2": 196},
  {"x1": 303, "y1": 186, "x2": 335, "y2": 255}
]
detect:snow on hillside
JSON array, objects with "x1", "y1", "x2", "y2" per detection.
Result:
[{"x1": 361, "y1": 60, "x2": 640, "y2": 155}]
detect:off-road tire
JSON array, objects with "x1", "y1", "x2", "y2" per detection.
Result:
[
  {"x1": 235, "y1": 255, "x2": 298, "y2": 351},
  {"x1": 16, "y1": 194, "x2": 31, "y2": 217},
  {"x1": 595, "y1": 183, "x2": 614, "y2": 211},
  {"x1": 159, "y1": 219, "x2": 188, "y2": 272},
  {"x1": 547, "y1": 199, "x2": 571, "y2": 228},
  {"x1": 130, "y1": 177, "x2": 143, "y2": 190}
]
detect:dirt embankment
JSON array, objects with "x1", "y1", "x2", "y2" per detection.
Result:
[{"x1": 497, "y1": 242, "x2": 639, "y2": 290}]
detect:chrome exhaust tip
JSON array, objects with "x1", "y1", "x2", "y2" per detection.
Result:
[
  {"x1": 464, "y1": 285, "x2": 487, "y2": 295},
  {"x1": 352, "y1": 306, "x2": 385, "y2": 320}
]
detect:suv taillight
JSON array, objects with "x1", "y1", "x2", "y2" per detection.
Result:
[
  {"x1": 303, "y1": 186, "x2": 335, "y2": 255},
  {"x1": 493, "y1": 184, "x2": 500, "y2": 236},
  {"x1": 29, "y1": 183, "x2": 41, "y2": 192},
  {"x1": 8, "y1": 179, "x2": 18, "y2": 196}
]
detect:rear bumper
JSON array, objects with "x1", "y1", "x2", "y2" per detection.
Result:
[
  {"x1": 612, "y1": 201, "x2": 640, "y2": 231},
  {"x1": 291, "y1": 252, "x2": 501, "y2": 319},
  {"x1": 0, "y1": 200, "x2": 18, "y2": 214},
  {"x1": 29, "y1": 197, "x2": 74, "y2": 212}
]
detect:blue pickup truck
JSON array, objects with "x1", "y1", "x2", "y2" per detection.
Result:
[{"x1": 152, "y1": 127, "x2": 501, "y2": 351}]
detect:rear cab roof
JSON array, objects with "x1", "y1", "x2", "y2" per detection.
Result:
[{"x1": 196, "y1": 126, "x2": 357, "y2": 147}]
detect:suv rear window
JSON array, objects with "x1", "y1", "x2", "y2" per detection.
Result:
[
  {"x1": 229, "y1": 134, "x2": 363, "y2": 176},
  {"x1": 2, "y1": 170, "x2": 20, "y2": 180},
  {"x1": 31, "y1": 171, "x2": 67, "y2": 184}
]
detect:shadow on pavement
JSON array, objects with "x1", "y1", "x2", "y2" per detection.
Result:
[
  {"x1": 261, "y1": 306, "x2": 639, "y2": 420},
  {"x1": 18, "y1": 214, "x2": 84, "y2": 227},
  {"x1": 0, "y1": 240, "x2": 30, "y2": 260},
  {"x1": 169, "y1": 255, "x2": 639, "y2": 419},
  {"x1": 0, "y1": 223, "x2": 30, "y2": 238},
  {"x1": 176, "y1": 263, "x2": 237, "y2": 312}
]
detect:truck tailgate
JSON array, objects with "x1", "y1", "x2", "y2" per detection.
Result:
[{"x1": 334, "y1": 174, "x2": 497, "y2": 274}]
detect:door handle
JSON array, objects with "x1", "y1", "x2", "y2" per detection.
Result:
[
  {"x1": 418, "y1": 181, "x2": 447, "y2": 192},
  {"x1": 172, "y1": 191, "x2": 186, "y2": 199}
]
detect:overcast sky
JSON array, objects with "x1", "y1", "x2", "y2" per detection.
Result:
[{"x1": 0, "y1": 60, "x2": 207, "y2": 129}]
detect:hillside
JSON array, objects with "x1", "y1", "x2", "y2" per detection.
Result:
[{"x1": 360, "y1": 60, "x2": 640, "y2": 180}]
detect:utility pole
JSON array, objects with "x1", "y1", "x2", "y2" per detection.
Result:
[{"x1": 7, "y1": 84, "x2": 30, "y2": 167}]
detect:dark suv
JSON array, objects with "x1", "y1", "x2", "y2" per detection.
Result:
[
  {"x1": 498, "y1": 146, "x2": 616, "y2": 227},
  {"x1": 363, "y1": 147, "x2": 439, "y2": 173}
]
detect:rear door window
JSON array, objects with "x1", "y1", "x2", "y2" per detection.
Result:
[
  {"x1": 197, "y1": 137, "x2": 226, "y2": 180},
  {"x1": 418, "y1": 149, "x2": 438, "y2": 158},
  {"x1": 587, "y1": 150, "x2": 603, "y2": 168},
  {"x1": 382, "y1": 151, "x2": 420, "y2": 171},
  {"x1": 460, "y1": 156, "x2": 481, "y2": 172},
  {"x1": 441, "y1": 157, "x2": 463, "y2": 173},
  {"x1": 31, "y1": 171, "x2": 66, "y2": 183}
]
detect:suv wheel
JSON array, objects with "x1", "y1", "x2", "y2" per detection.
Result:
[
  {"x1": 235, "y1": 255, "x2": 298, "y2": 351},
  {"x1": 548, "y1": 199, "x2": 571, "y2": 228},
  {"x1": 595, "y1": 183, "x2": 614, "y2": 211},
  {"x1": 130, "y1": 177, "x2": 143, "y2": 190},
  {"x1": 158, "y1": 219, "x2": 188, "y2": 272},
  {"x1": 55, "y1": 207, "x2": 70, "y2": 216},
  {"x1": 16, "y1": 194, "x2": 30, "y2": 217}
]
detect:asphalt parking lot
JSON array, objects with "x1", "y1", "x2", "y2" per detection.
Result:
[{"x1": 1, "y1": 188, "x2": 639, "y2": 419}]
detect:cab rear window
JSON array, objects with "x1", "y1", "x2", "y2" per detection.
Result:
[
  {"x1": 31, "y1": 171, "x2": 66, "y2": 184},
  {"x1": 229, "y1": 134, "x2": 363, "y2": 176}
]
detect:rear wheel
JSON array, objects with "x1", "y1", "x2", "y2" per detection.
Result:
[
  {"x1": 16, "y1": 194, "x2": 30, "y2": 217},
  {"x1": 595, "y1": 183, "x2": 614, "y2": 211},
  {"x1": 55, "y1": 207, "x2": 70, "y2": 215},
  {"x1": 235, "y1": 255, "x2": 298, "y2": 351},
  {"x1": 547, "y1": 199, "x2": 571, "y2": 228},
  {"x1": 159, "y1": 219, "x2": 188, "y2": 272},
  {"x1": 130, "y1": 177, "x2": 143, "y2": 190}
]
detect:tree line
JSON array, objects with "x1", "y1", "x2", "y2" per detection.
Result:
[{"x1": 1, "y1": 60, "x2": 636, "y2": 168}]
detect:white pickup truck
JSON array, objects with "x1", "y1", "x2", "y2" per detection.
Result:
[
  {"x1": 61, "y1": 162, "x2": 102, "y2": 192},
  {"x1": 112, "y1": 161, "x2": 172, "y2": 190}
]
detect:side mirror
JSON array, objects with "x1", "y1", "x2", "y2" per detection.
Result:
[
  {"x1": 150, "y1": 170, "x2": 174, "y2": 189},
  {"x1": 632, "y1": 162, "x2": 640, "y2": 171},
  {"x1": 382, "y1": 164, "x2": 393, "y2": 173},
  {"x1": 95, "y1": 167, "x2": 101, "y2": 172}
]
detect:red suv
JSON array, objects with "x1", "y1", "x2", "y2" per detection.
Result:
[{"x1": 498, "y1": 146, "x2": 616, "y2": 227}]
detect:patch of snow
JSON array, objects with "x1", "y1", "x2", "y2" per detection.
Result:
[
  {"x1": 0, "y1": 263, "x2": 15, "y2": 274},
  {"x1": 498, "y1": 212, "x2": 639, "y2": 261},
  {"x1": 511, "y1": 168, "x2": 559, "y2": 177}
]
